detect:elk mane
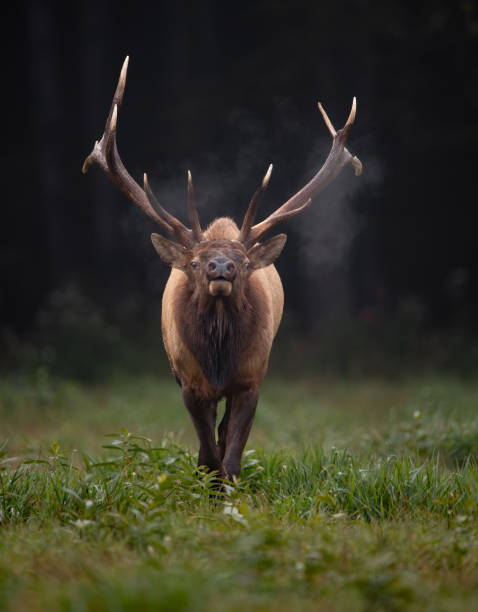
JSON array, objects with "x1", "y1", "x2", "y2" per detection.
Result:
[{"x1": 177, "y1": 286, "x2": 260, "y2": 389}]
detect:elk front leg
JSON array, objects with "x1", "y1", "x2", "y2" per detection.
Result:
[
  {"x1": 183, "y1": 388, "x2": 222, "y2": 474},
  {"x1": 217, "y1": 397, "x2": 231, "y2": 461},
  {"x1": 222, "y1": 389, "x2": 258, "y2": 480}
]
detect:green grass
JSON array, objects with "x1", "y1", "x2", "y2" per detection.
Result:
[{"x1": 1, "y1": 372, "x2": 478, "y2": 610}]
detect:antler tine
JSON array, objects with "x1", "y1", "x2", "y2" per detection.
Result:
[
  {"x1": 245, "y1": 98, "x2": 362, "y2": 247},
  {"x1": 246, "y1": 199, "x2": 312, "y2": 247},
  {"x1": 143, "y1": 174, "x2": 194, "y2": 247},
  {"x1": 331, "y1": 97, "x2": 361, "y2": 176},
  {"x1": 318, "y1": 97, "x2": 356, "y2": 138},
  {"x1": 317, "y1": 102, "x2": 336, "y2": 137},
  {"x1": 107, "y1": 56, "x2": 128, "y2": 124},
  {"x1": 342, "y1": 97, "x2": 362, "y2": 176},
  {"x1": 82, "y1": 56, "x2": 130, "y2": 177},
  {"x1": 345, "y1": 96, "x2": 357, "y2": 128},
  {"x1": 238, "y1": 164, "x2": 273, "y2": 245},
  {"x1": 82, "y1": 56, "x2": 195, "y2": 248},
  {"x1": 187, "y1": 171, "x2": 204, "y2": 242}
]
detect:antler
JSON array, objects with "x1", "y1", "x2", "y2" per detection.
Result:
[
  {"x1": 238, "y1": 164, "x2": 273, "y2": 244},
  {"x1": 82, "y1": 56, "x2": 199, "y2": 249},
  {"x1": 187, "y1": 171, "x2": 205, "y2": 242},
  {"x1": 240, "y1": 98, "x2": 362, "y2": 248}
]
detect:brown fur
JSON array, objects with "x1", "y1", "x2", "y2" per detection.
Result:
[{"x1": 161, "y1": 217, "x2": 283, "y2": 401}]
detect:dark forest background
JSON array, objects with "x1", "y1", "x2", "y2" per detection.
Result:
[{"x1": 2, "y1": 0, "x2": 478, "y2": 379}]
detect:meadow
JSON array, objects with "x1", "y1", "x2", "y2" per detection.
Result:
[{"x1": 1, "y1": 371, "x2": 478, "y2": 610}]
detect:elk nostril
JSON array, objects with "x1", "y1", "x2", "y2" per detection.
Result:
[
  {"x1": 226, "y1": 263, "x2": 235, "y2": 273},
  {"x1": 208, "y1": 262, "x2": 216, "y2": 272}
]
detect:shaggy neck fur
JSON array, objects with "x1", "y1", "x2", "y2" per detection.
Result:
[{"x1": 178, "y1": 288, "x2": 256, "y2": 389}]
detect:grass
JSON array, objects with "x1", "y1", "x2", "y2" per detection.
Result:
[{"x1": 1, "y1": 371, "x2": 478, "y2": 610}]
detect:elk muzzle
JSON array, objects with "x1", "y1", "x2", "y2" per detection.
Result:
[{"x1": 207, "y1": 256, "x2": 235, "y2": 296}]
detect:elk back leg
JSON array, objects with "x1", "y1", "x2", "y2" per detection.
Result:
[
  {"x1": 182, "y1": 388, "x2": 222, "y2": 475},
  {"x1": 222, "y1": 389, "x2": 258, "y2": 480}
]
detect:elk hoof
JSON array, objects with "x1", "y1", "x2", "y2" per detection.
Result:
[{"x1": 223, "y1": 460, "x2": 241, "y2": 483}]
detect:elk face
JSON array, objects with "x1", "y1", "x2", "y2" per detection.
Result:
[
  {"x1": 192, "y1": 240, "x2": 246, "y2": 298},
  {"x1": 151, "y1": 235, "x2": 288, "y2": 299}
]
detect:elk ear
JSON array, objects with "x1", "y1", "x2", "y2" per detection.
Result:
[
  {"x1": 151, "y1": 233, "x2": 190, "y2": 269},
  {"x1": 247, "y1": 234, "x2": 287, "y2": 270}
]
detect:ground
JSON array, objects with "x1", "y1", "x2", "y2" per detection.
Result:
[{"x1": 1, "y1": 372, "x2": 478, "y2": 610}]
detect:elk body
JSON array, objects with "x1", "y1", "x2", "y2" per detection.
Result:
[{"x1": 83, "y1": 57, "x2": 362, "y2": 480}]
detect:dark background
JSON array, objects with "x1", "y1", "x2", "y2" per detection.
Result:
[{"x1": 2, "y1": 0, "x2": 478, "y2": 378}]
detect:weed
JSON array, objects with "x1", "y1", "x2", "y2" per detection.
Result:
[{"x1": 1, "y1": 377, "x2": 478, "y2": 610}]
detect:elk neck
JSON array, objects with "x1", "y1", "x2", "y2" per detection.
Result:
[{"x1": 177, "y1": 282, "x2": 258, "y2": 390}]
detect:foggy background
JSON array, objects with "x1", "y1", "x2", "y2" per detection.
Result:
[{"x1": 2, "y1": 0, "x2": 478, "y2": 379}]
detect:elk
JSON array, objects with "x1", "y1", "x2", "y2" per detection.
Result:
[{"x1": 83, "y1": 57, "x2": 362, "y2": 480}]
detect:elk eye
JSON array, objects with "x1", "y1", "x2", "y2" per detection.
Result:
[
  {"x1": 245, "y1": 261, "x2": 250, "y2": 269},
  {"x1": 191, "y1": 261, "x2": 198, "y2": 268}
]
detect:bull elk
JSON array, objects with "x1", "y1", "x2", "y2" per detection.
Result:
[{"x1": 83, "y1": 57, "x2": 362, "y2": 480}]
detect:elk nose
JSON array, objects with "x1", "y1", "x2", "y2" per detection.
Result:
[{"x1": 207, "y1": 256, "x2": 236, "y2": 279}]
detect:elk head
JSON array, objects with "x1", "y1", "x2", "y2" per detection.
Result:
[{"x1": 146, "y1": 167, "x2": 287, "y2": 303}]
